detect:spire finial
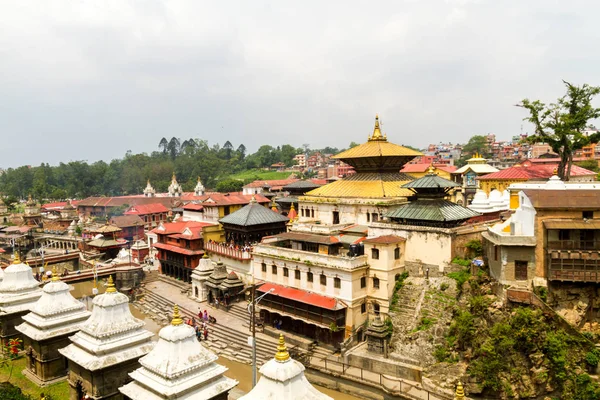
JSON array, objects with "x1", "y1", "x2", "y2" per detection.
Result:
[
  {"x1": 106, "y1": 275, "x2": 117, "y2": 293},
  {"x1": 369, "y1": 114, "x2": 385, "y2": 141},
  {"x1": 427, "y1": 162, "x2": 436, "y2": 175},
  {"x1": 275, "y1": 334, "x2": 290, "y2": 362},
  {"x1": 52, "y1": 265, "x2": 59, "y2": 282},
  {"x1": 12, "y1": 252, "x2": 20, "y2": 264},
  {"x1": 172, "y1": 171, "x2": 177, "y2": 181},
  {"x1": 250, "y1": 195, "x2": 257, "y2": 204},
  {"x1": 553, "y1": 166, "x2": 558, "y2": 176},
  {"x1": 171, "y1": 304, "x2": 183, "y2": 326},
  {"x1": 197, "y1": 176, "x2": 201, "y2": 183},
  {"x1": 455, "y1": 381, "x2": 465, "y2": 400}
]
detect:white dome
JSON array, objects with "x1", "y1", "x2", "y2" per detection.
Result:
[
  {"x1": 0, "y1": 260, "x2": 40, "y2": 292},
  {"x1": 545, "y1": 174, "x2": 566, "y2": 190},
  {"x1": 468, "y1": 190, "x2": 494, "y2": 213}
]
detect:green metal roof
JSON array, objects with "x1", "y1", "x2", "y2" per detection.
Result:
[
  {"x1": 401, "y1": 174, "x2": 459, "y2": 189},
  {"x1": 385, "y1": 199, "x2": 480, "y2": 222},
  {"x1": 219, "y1": 202, "x2": 289, "y2": 227},
  {"x1": 283, "y1": 180, "x2": 321, "y2": 190}
]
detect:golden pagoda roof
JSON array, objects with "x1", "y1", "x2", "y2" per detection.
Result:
[{"x1": 304, "y1": 172, "x2": 414, "y2": 199}]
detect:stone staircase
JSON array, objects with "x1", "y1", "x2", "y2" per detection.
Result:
[
  {"x1": 157, "y1": 274, "x2": 191, "y2": 294},
  {"x1": 134, "y1": 289, "x2": 281, "y2": 366},
  {"x1": 392, "y1": 280, "x2": 427, "y2": 332},
  {"x1": 142, "y1": 270, "x2": 159, "y2": 284}
]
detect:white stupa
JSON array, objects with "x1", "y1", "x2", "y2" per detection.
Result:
[
  {"x1": 502, "y1": 190, "x2": 510, "y2": 209},
  {"x1": 194, "y1": 176, "x2": 206, "y2": 196},
  {"x1": 144, "y1": 179, "x2": 156, "y2": 197},
  {"x1": 488, "y1": 189, "x2": 506, "y2": 211},
  {"x1": 168, "y1": 173, "x2": 182, "y2": 197},
  {"x1": 0, "y1": 254, "x2": 42, "y2": 316},
  {"x1": 17, "y1": 266, "x2": 91, "y2": 341},
  {"x1": 468, "y1": 190, "x2": 494, "y2": 214},
  {"x1": 59, "y1": 275, "x2": 154, "y2": 373},
  {"x1": 545, "y1": 173, "x2": 566, "y2": 190},
  {"x1": 119, "y1": 304, "x2": 237, "y2": 400},
  {"x1": 239, "y1": 334, "x2": 332, "y2": 400}
]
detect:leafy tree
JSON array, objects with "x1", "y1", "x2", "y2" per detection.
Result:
[
  {"x1": 167, "y1": 137, "x2": 181, "y2": 160},
  {"x1": 518, "y1": 81, "x2": 600, "y2": 180},
  {"x1": 223, "y1": 141, "x2": 234, "y2": 160},
  {"x1": 462, "y1": 135, "x2": 490, "y2": 158},
  {"x1": 158, "y1": 137, "x2": 168, "y2": 154},
  {"x1": 348, "y1": 141, "x2": 360, "y2": 149},
  {"x1": 574, "y1": 159, "x2": 600, "y2": 173},
  {"x1": 215, "y1": 179, "x2": 243, "y2": 193},
  {"x1": 236, "y1": 144, "x2": 246, "y2": 160}
]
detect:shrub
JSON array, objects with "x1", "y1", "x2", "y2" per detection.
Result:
[
  {"x1": 440, "y1": 282, "x2": 449, "y2": 291},
  {"x1": 447, "y1": 268, "x2": 471, "y2": 293},
  {"x1": 451, "y1": 257, "x2": 471, "y2": 267},
  {"x1": 585, "y1": 350, "x2": 599, "y2": 368},
  {"x1": 449, "y1": 310, "x2": 474, "y2": 350},
  {"x1": 469, "y1": 295, "x2": 491, "y2": 316},
  {"x1": 465, "y1": 239, "x2": 483, "y2": 257}
]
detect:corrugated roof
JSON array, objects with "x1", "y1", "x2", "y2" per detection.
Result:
[
  {"x1": 386, "y1": 199, "x2": 481, "y2": 222},
  {"x1": 478, "y1": 163, "x2": 596, "y2": 181},
  {"x1": 543, "y1": 219, "x2": 600, "y2": 230},
  {"x1": 401, "y1": 164, "x2": 457, "y2": 173},
  {"x1": 124, "y1": 203, "x2": 170, "y2": 215},
  {"x1": 243, "y1": 179, "x2": 298, "y2": 189},
  {"x1": 304, "y1": 172, "x2": 414, "y2": 198},
  {"x1": 110, "y1": 215, "x2": 144, "y2": 228},
  {"x1": 401, "y1": 174, "x2": 459, "y2": 189},
  {"x1": 219, "y1": 202, "x2": 289, "y2": 226},
  {"x1": 363, "y1": 235, "x2": 406, "y2": 244},
  {"x1": 257, "y1": 282, "x2": 344, "y2": 310},
  {"x1": 453, "y1": 164, "x2": 499, "y2": 175},
  {"x1": 283, "y1": 180, "x2": 321, "y2": 190},
  {"x1": 523, "y1": 190, "x2": 600, "y2": 209},
  {"x1": 153, "y1": 242, "x2": 205, "y2": 256}
]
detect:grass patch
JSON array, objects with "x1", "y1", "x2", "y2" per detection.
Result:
[
  {"x1": 447, "y1": 268, "x2": 471, "y2": 293},
  {"x1": 0, "y1": 357, "x2": 69, "y2": 399},
  {"x1": 226, "y1": 169, "x2": 292, "y2": 181}
]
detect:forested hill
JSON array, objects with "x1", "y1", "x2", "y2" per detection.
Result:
[{"x1": 0, "y1": 137, "x2": 344, "y2": 202}]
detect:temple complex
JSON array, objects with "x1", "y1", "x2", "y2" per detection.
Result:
[
  {"x1": 0, "y1": 254, "x2": 43, "y2": 345},
  {"x1": 23, "y1": 194, "x2": 42, "y2": 226},
  {"x1": 59, "y1": 276, "x2": 154, "y2": 400},
  {"x1": 239, "y1": 334, "x2": 332, "y2": 400},
  {"x1": 191, "y1": 254, "x2": 214, "y2": 301},
  {"x1": 298, "y1": 115, "x2": 421, "y2": 226},
  {"x1": 16, "y1": 268, "x2": 91, "y2": 385},
  {"x1": 452, "y1": 153, "x2": 498, "y2": 205},
  {"x1": 119, "y1": 305, "x2": 237, "y2": 400}
]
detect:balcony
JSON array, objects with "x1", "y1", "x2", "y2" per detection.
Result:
[
  {"x1": 548, "y1": 240, "x2": 600, "y2": 251},
  {"x1": 547, "y1": 249, "x2": 600, "y2": 282},
  {"x1": 205, "y1": 242, "x2": 251, "y2": 260},
  {"x1": 253, "y1": 244, "x2": 368, "y2": 271}
]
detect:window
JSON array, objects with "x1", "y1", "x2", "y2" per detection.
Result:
[
  {"x1": 366, "y1": 213, "x2": 370, "y2": 223},
  {"x1": 272, "y1": 265, "x2": 277, "y2": 275},
  {"x1": 372, "y1": 213, "x2": 379, "y2": 222},
  {"x1": 261, "y1": 263, "x2": 267, "y2": 273},
  {"x1": 373, "y1": 277, "x2": 380, "y2": 289},
  {"x1": 307, "y1": 272, "x2": 313, "y2": 282},
  {"x1": 283, "y1": 267, "x2": 289, "y2": 277},
  {"x1": 295, "y1": 270, "x2": 301, "y2": 280},
  {"x1": 558, "y1": 230, "x2": 570, "y2": 241},
  {"x1": 361, "y1": 303, "x2": 367, "y2": 314},
  {"x1": 311, "y1": 209, "x2": 315, "y2": 218},
  {"x1": 224, "y1": 206, "x2": 230, "y2": 215},
  {"x1": 373, "y1": 303, "x2": 380, "y2": 315},
  {"x1": 333, "y1": 211, "x2": 340, "y2": 225},
  {"x1": 360, "y1": 276, "x2": 366, "y2": 288},
  {"x1": 371, "y1": 248, "x2": 379, "y2": 260},
  {"x1": 334, "y1": 277, "x2": 341, "y2": 288},
  {"x1": 583, "y1": 211, "x2": 593, "y2": 219},
  {"x1": 394, "y1": 247, "x2": 400, "y2": 260},
  {"x1": 515, "y1": 260, "x2": 528, "y2": 281},
  {"x1": 320, "y1": 274, "x2": 327, "y2": 286}
]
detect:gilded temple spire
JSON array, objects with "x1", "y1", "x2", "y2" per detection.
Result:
[
  {"x1": 274, "y1": 334, "x2": 290, "y2": 362},
  {"x1": 369, "y1": 114, "x2": 386, "y2": 142}
]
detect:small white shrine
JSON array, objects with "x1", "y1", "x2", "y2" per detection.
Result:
[
  {"x1": 168, "y1": 173, "x2": 182, "y2": 197},
  {"x1": 119, "y1": 305, "x2": 237, "y2": 400},
  {"x1": 59, "y1": 276, "x2": 154, "y2": 400},
  {"x1": 144, "y1": 180, "x2": 156, "y2": 197},
  {"x1": 191, "y1": 254, "x2": 214, "y2": 301},
  {"x1": 239, "y1": 334, "x2": 332, "y2": 400},
  {"x1": 0, "y1": 254, "x2": 43, "y2": 344},
  {"x1": 194, "y1": 176, "x2": 206, "y2": 196},
  {"x1": 16, "y1": 267, "x2": 91, "y2": 385}
]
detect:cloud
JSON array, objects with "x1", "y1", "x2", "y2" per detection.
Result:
[{"x1": 1, "y1": 0, "x2": 600, "y2": 168}]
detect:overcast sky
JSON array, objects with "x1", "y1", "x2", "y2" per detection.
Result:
[{"x1": 1, "y1": 0, "x2": 599, "y2": 168}]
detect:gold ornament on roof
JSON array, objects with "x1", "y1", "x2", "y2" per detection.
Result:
[
  {"x1": 553, "y1": 167, "x2": 558, "y2": 175},
  {"x1": 275, "y1": 334, "x2": 290, "y2": 362},
  {"x1": 455, "y1": 381, "x2": 465, "y2": 399},
  {"x1": 171, "y1": 304, "x2": 183, "y2": 326},
  {"x1": 368, "y1": 114, "x2": 387, "y2": 142},
  {"x1": 12, "y1": 253, "x2": 20, "y2": 264},
  {"x1": 106, "y1": 275, "x2": 117, "y2": 293},
  {"x1": 52, "y1": 265, "x2": 59, "y2": 282},
  {"x1": 427, "y1": 162, "x2": 436, "y2": 175}
]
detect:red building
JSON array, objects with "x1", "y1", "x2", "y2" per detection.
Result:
[
  {"x1": 109, "y1": 215, "x2": 145, "y2": 242},
  {"x1": 124, "y1": 203, "x2": 170, "y2": 229},
  {"x1": 151, "y1": 221, "x2": 213, "y2": 283}
]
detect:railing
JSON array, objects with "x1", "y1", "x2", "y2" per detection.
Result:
[
  {"x1": 259, "y1": 298, "x2": 343, "y2": 327},
  {"x1": 548, "y1": 240, "x2": 600, "y2": 251},
  {"x1": 548, "y1": 249, "x2": 600, "y2": 282},
  {"x1": 308, "y1": 356, "x2": 452, "y2": 400},
  {"x1": 205, "y1": 242, "x2": 252, "y2": 260}
]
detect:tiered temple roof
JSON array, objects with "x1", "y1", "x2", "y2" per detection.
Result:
[
  {"x1": 16, "y1": 268, "x2": 90, "y2": 341},
  {"x1": 59, "y1": 276, "x2": 154, "y2": 371},
  {"x1": 219, "y1": 197, "x2": 289, "y2": 227}
]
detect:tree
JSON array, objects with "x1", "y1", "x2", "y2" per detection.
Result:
[
  {"x1": 223, "y1": 141, "x2": 234, "y2": 160},
  {"x1": 167, "y1": 137, "x2": 181, "y2": 160},
  {"x1": 158, "y1": 137, "x2": 168, "y2": 154},
  {"x1": 215, "y1": 179, "x2": 244, "y2": 193},
  {"x1": 348, "y1": 141, "x2": 359, "y2": 149},
  {"x1": 236, "y1": 144, "x2": 246, "y2": 160},
  {"x1": 462, "y1": 135, "x2": 490, "y2": 158},
  {"x1": 518, "y1": 81, "x2": 600, "y2": 180}
]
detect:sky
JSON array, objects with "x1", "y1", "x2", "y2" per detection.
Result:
[{"x1": 2, "y1": 0, "x2": 600, "y2": 168}]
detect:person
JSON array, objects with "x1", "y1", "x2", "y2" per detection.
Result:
[
  {"x1": 276, "y1": 320, "x2": 282, "y2": 330},
  {"x1": 203, "y1": 327, "x2": 208, "y2": 340},
  {"x1": 203, "y1": 310, "x2": 208, "y2": 322},
  {"x1": 272, "y1": 319, "x2": 278, "y2": 328},
  {"x1": 35, "y1": 272, "x2": 40, "y2": 281},
  {"x1": 191, "y1": 316, "x2": 196, "y2": 326}
]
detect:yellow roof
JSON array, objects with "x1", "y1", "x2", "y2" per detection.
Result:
[{"x1": 304, "y1": 173, "x2": 414, "y2": 198}]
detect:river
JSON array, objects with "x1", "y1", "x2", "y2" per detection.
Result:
[{"x1": 69, "y1": 280, "x2": 360, "y2": 400}]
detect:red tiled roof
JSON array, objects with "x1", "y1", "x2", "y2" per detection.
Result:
[
  {"x1": 257, "y1": 282, "x2": 342, "y2": 310},
  {"x1": 528, "y1": 157, "x2": 589, "y2": 164},
  {"x1": 153, "y1": 242, "x2": 204, "y2": 256},
  {"x1": 78, "y1": 196, "x2": 176, "y2": 208},
  {"x1": 363, "y1": 235, "x2": 406, "y2": 244},
  {"x1": 150, "y1": 221, "x2": 214, "y2": 235},
  {"x1": 310, "y1": 179, "x2": 328, "y2": 185},
  {"x1": 110, "y1": 215, "x2": 144, "y2": 228},
  {"x1": 181, "y1": 193, "x2": 270, "y2": 206},
  {"x1": 400, "y1": 164, "x2": 457, "y2": 173},
  {"x1": 182, "y1": 203, "x2": 204, "y2": 211},
  {"x1": 41, "y1": 201, "x2": 80, "y2": 211},
  {"x1": 124, "y1": 203, "x2": 170, "y2": 215},
  {"x1": 478, "y1": 162, "x2": 596, "y2": 181}
]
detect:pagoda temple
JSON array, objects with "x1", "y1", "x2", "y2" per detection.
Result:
[
  {"x1": 119, "y1": 305, "x2": 237, "y2": 400},
  {"x1": 194, "y1": 176, "x2": 206, "y2": 196},
  {"x1": 0, "y1": 254, "x2": 43, "y2": 346},
  {"x1": 385, "y1": 166, "x2": 481, "y2": 228},
  {"x1": 16, "y1": 267, "x2": 91, "y2": 385},
  {"x1": 299, "y1": 115, "x2": 422, "y2": 226},
  {"x1": 239, "y1": 334, "x2": 332, "y2": 400},
  {"x1": 59, "y1": 276, "x2": 154, "y2": 400}
]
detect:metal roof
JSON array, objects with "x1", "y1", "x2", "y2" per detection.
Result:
[
  {"x1": 332, "y1": 141, "x2": 422, "y2": 160},
  {"x1": 304, "y1": 172, "x2": 414, "y2": 198},
  {"x1": 283, "y1": 180, "x2": 321, "y2": 190},
  {"x1": 219, "y1": 202, "x2": 289, "y2": 227},
  {"x1": 272, "y1": 232, "x2": 341, "y2": 245},
  {"x1": 401, "y1": 174, "x2": 459, "y2": 189},
  {"x1": 385, "y1": 199, "x2": 481, "y2": 222},
  {"x1": 543, "y1": 219, "x2": 600, "y2": 230}
]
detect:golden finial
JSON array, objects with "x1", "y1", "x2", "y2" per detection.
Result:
[
  {"x1": 369, "y1": 114, "x2": 385, "y2": 141},
  {"x1": 455, "y1": 381, "x2": 465, "y2": 400},
  {"x1": 147, "y1": 179, "x2": 150, "y2": 185},
  {"x1": 427, "y1": 162, "x2": 436, "y2": 175},
  {"x1": 250, "y1": 195, "x2": 257, "y2": 204},
  {"x1": 12, "y1": 252, "x2": 20, "y2": 264},
  {"x1": 197, "y1": 176, "x2": 201, "y2": 183},
  {"x1": 275, "y1": 334, "x2": 290, "y2": 362},
  {"x1": 106, "y1": 275, "x2": 117, "y2": 293},
  {"x1": 51, "y1": 265, "x2": 59, "y2": 282},
  {"x1": 553, "y1": 166, "x2": 558, "y2": 176},
  {"x1": 203, "y1": 252, "x2": 209, "y2": 259},
  {"x1": 271, "y1": 198, "x2": 278, "y2": 212},
  {"x1": 171, "y1": 304, "x2": 183, "y2": 326}
]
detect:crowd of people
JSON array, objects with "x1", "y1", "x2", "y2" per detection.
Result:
[
  {"x1": 207, "y1": 239, "x2": 253, "y2": 253},
  {"x1": 183, "y1": 309, "x2": 218, "y2": 342}
]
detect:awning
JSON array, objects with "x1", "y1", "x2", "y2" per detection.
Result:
[
  {"x1": 257, "y1": 282, "x2": 345, "y2": 310},
  {"x1": 153, "y1": 242, "x2": 204, "y2": 256},
  {"x1": 257, "y1": 304, "x2": 331, "y2": 329},
  {"x1": 544, "y1": 220, "x2": 600, "y2": 230}
]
